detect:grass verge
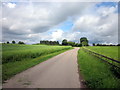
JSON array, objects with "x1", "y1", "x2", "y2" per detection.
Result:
[
  {"x1": 77, "y1": 48, "x2": 120, "y2": 88},
  {"x1": 3, "y1": 48, "x2": 72, "y2": 82}
]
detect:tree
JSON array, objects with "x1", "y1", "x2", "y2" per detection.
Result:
[
  {"x1": 96, "y1": 43, "x2": 100, "y2": 46},
  {"x1": 74, "y1": 43, "x2": 82, "y2": 47},
  {"x1": 18, "y1": 41, "x2": 25, "y2": 44},
  {"x1": 80, "y1": 37, "x2": 89, "y2": 46},
  {"x1": 12, "y1": 40, "x2": 16, "y2": 44},
  {"x1": 57, "y1": 41, "x2": 59, "y2": 45},
  {"x1": 40, "y1": 40, "x2": 59, "y2": 45},
  {"x1": 117, "y1": 44, "x2": 120, "y2": 46},
  {"x1": 93, "y1": 43, "x2": 95, "y2": 46},
  {"x1": 79, "y1": 43, "x2": 82, "y2": 47},
  {"x1": 67, "y1": 41, "x2": 75, "y2": 46},
  {"x1": 62, "y1": 39, "x2": 68, "y2": 45},
  {"x1": 7, "y1": 41, "x2": 9, "y2": 44},
  {"x1": 75, "y1": 43, "x2": 79, "y2": 47}
]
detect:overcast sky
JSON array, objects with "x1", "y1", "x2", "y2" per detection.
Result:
[{"x1": 1, "y1": 1, "x2": 119, "y2": 44}]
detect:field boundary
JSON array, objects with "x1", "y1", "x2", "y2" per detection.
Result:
[{"x1": 82, "y1": 47, "x2": 120, "y2": 69}]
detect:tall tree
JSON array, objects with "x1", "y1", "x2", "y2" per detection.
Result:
[
  {"x1": 7, "y1": 41, "x2": 9, "y2": 44},
  {"x1": 93, "y1": 43, "x2": 95, "y2": 46},
  {"x1": 80, "y1": 37, "x2": 89, "y2": 46},
  {"x1": 62, "y1": 39, "x2": 68, "y2": 45},
  {"x1": 12, "y1": 40, "x2": 16, "y2": 44}
]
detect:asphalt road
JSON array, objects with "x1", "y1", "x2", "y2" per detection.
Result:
[{"x1": 3, "y1": 47, "x2": 83, "y2": 88}]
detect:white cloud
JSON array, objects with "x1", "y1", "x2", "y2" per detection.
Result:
[
  {"x1": 97, "y1": 6, "x2": 117, "y2": 17},
  {"x1": 72, "y1": 4, "x2": 118, "y2": 44},
  {"x1": 73, "y1": 15, "x2": 100, "y2": 32},
  {"x1": 6, "y1": 3, "x2": 16, "y2": 8},
  {"x1": 51, "y1": 29, "x2": 64, "y2": 41},
  {"x1": 1, "y1": 2, "x2": 118, "y2": 44},
  {"x1": 2, "y1": 2, "x2": 92, "y2": 34}
]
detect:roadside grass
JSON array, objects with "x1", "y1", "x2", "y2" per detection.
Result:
[
  {"x1": 78, "y1": 48, "x2": 120, "y2": 88},
  {"x1": 3, "y1": 48, "x2": 72, "y2": 82}
]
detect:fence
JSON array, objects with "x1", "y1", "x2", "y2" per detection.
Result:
[{"x1": 82, "y1": 47, "x2": 120, "y2": 69}]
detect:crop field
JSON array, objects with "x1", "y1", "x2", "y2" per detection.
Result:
[
  {"x1": 2, "y1": 44, "x2": 72, "y2": 81},
  {"x1": 78, "y1": 47, "x2": 120, "y2": 88},
  {"x1": 2, "y1": 44, "x2": 72, "y2": 63},
  {"x1": 85, "y1": 46, "x2": 119, "y2": 61}
]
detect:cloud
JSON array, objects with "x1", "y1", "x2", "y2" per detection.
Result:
[
  {"x1": 72, "y1": 4, "x2": 118, "y2": 44},
  {"x1": 51, "y1": 29, "x2": 64, "y2": 41},
  {"x1": 73, "y1": 15, "x2": 100, "y2": 32},
  {"x1": 1, "y1": 2, "x2": 118, "y2": 44},
  {"x1": 2, "y1": 2, "x2": 92, "y2": 33},
  {"x1": 3, "y1": 3, "x2": 16, "y2": 8}
]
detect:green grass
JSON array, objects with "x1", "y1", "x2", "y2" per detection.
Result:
[
  {"x1": 2, "y1": 44, "x2": 72, "y2": 63},
  {"x1": 78, "y1": 48, "x2": 120, "y2": 88},
  {"x1": 2, "y1": 44, "x2": 73, "y2": 81},
  {"x1": 86, "y1": 46, "x2": 119, "y2": 61}
]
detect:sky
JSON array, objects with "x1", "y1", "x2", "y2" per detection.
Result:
[{"x1": 1, "y1": 1, "x2": 119, "y2": 44}]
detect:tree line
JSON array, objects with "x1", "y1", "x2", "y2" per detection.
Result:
[
  {"x1": 4, "y1": 37, "x2": 119, "y2": 47},
  {"x1": 62, "y1": 37, "x2": 89, "y2": 47},
  {"x1": 92, "y1": 43, "x2": 120, "y2": 46},
  {"x1": 62, "y1": 39, "x2": 81, "y2": 47},
  {"x1": 4, "y1": 41, "x2": 25, "y2": 44},
  {"x1": 40, "y1": 40, "x2": 59, "y2": 45},
  {"x1": 4, "y1": 37, "x2": 89, "y2": 47}
]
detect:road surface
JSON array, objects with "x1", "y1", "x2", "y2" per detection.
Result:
[{"x1": 3, "y1": 47, "x2": 84, "y2": 88}]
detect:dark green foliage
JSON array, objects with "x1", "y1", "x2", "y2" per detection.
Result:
[
  {"x1": 12, "y1": 40, "x2": 16, "y2": 44},
  {"x1": 93, "y1": 43, "x2": 95, "y2": 46},
  {"x1": 62, "y1": 39, "x2": 81, "y2": 47},
  {"x1": 80, "y1": 37, "x2": 89, "y2": 46},
  {"x1": 67, "y1": 41, "x2": 75, "y2": 46},
  {"x1": 67, "y1": 42, "x2": 82, "y2": 47},
  {"x1": 96, "y1": 43, "x2": 117, "y2": 46},
  {"x1": 117, "y1": 44, "x2": 120, "y2": 46},
  {"x1": 7, "y1": 41, "x2": 9, "y2": 44},
  {"x1": 18, "y1": 41, "x2": 25, "y2": 44},
  {"x1": 78, "y1": 43, "x2": 82, "y2": 47},
  {"x1": 62, "y1": 39, "x2": 68, "y2": 45},
  {"x1": 40, "y1": 40, "x2": 59, "y2": 45},
  {"x1": 75, "y1": 43, "x2": 82, "y2": 47}
]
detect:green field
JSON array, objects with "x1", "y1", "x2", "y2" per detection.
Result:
[
  {"x1": 2, "y1": 44, "x2": 72, "y2": 63},
  {"x1": 78, "y1": 48, "x2": 120, "y2": 88},
  {"x1": 85, "y1": 46, "x2": 119, "y2": 61},
  {"x1": 2, "y1": 44, "x2": 72, "y2": 81}
]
